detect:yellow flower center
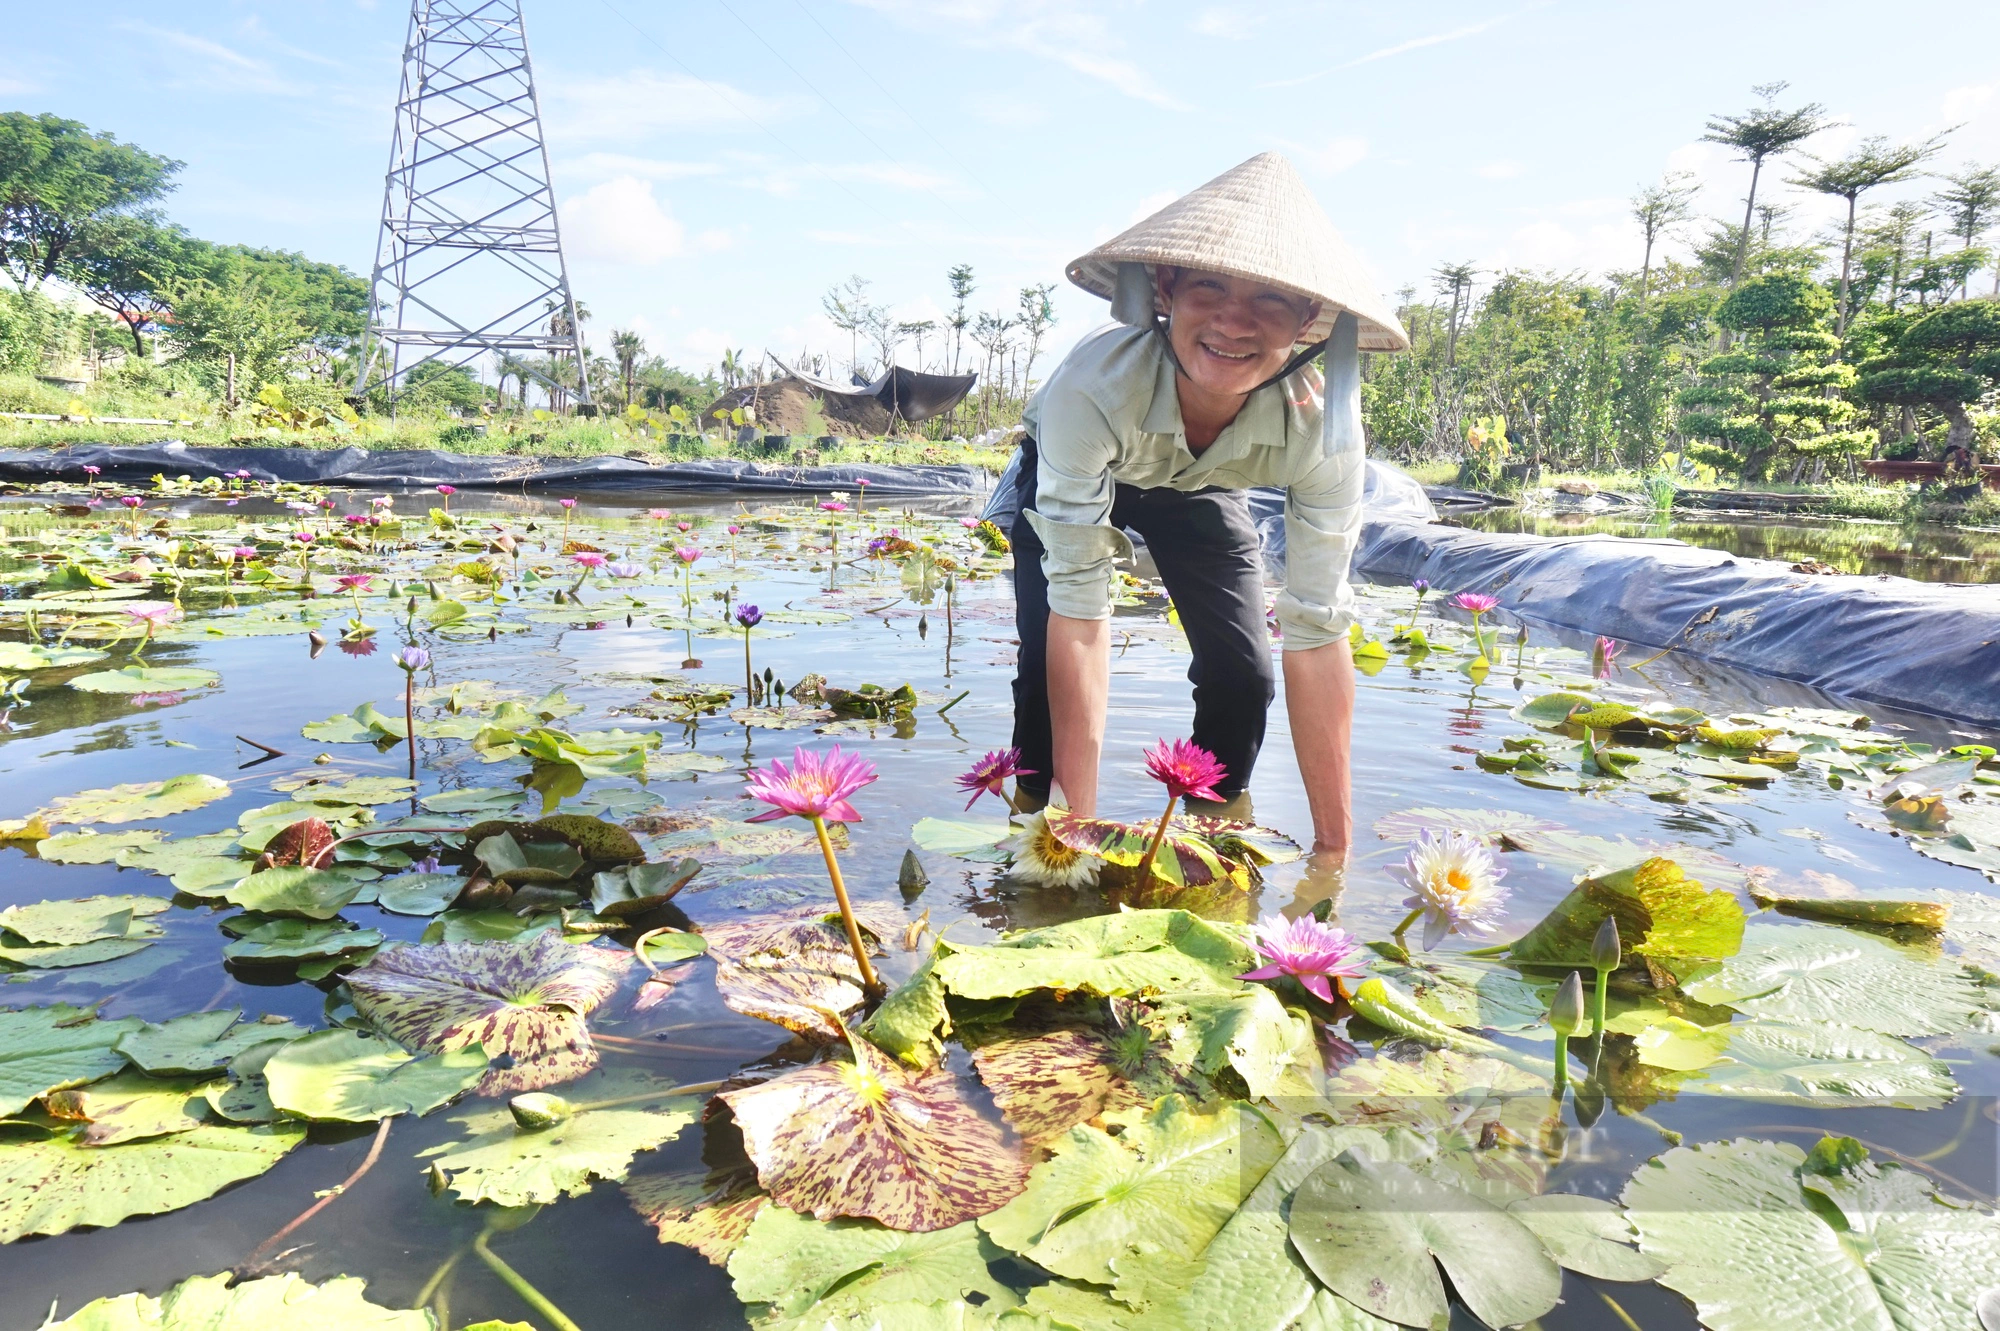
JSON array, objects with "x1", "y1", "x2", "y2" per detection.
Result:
[{"x1": 1034, "y1": 828, "x2": 1081, "y2": 867}]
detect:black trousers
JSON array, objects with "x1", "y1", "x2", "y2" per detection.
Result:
[{"x1": 1010, "y1": 438, "x2": 1275, "y2": 801}]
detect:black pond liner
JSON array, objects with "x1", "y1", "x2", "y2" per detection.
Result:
[
  {"x1": 0, "y1": 442, "x2": 992, "y2": 496},
  {"x1": 984, "y1": 451, "x2": 2000, "y2": 728}
]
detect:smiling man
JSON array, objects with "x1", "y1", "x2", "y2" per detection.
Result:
[{"x1": 1008, "y1": 152, "x2": 1408, "y2": 860}]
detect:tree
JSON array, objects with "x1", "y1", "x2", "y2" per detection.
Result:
[
  {"x1": 1933, "y1": 164, "x2": 2000, "y2": 297},
  {"x1": 969, "y1": 311, "x2": 1014, "y2": 428},
  {"x1": 610, "y1": 328, "x2": 644, "y2": 407},
  {"x1": 61, "y1": 215, "x2": 195, "y2": 356},
  {"x1": 1630, "y1": 173, "x2": 1698, "y2": 305},
  {"x1": 1702, "y1": 82, "x2": 1830, "y2": 288},
  {"x1": 1017, "y1": 283, "x2": 1058, "y2": 389},
  {"x1": 1675, "y1": 272, "x2": 1863, "y2": 480},
  {"x1": 1857, "y1": 298, "x2": 2000, "y2": 454},
  {"x1": 822, "y1": 275, "x2": 871, "y2": 378},
  {"x1": 1433, "y1": 262, "x2": 1477, "y2": 367},
  {"x1": 156, "y1": 259, "x2": 309, "y2": 410},
  {"x1": 0, "y1": 113, "x2": 180, "y2": 293},
  {"x1": 946, "y1": 263, "x2": 974, "y2": 375},
  {"x1": 862, "y1": 304, "x2": 899, "y2": 377},
  {"x1": 1791, "y1": 134, "x2": 1947, "y2": 336},
  {"x1": 897, "y1": 319, "x2": 937, "y2": 370}
]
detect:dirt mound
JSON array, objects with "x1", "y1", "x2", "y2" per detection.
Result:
[{"x1": 701, "y1": 377, "x2": 892, "y2": 440}]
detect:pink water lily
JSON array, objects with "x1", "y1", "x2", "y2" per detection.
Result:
[
  {"x1": 1451, "y1": 591, "x2": 1499, "y2": 615},
  {"x1": 1144, "y1": 737, "x2": 1227, "y2": 803},
  {"x1": 82, "y1": 465, "x2": 101, "y2": 477},
  {"x1": 1239, "y1": 914, "x2": 1369, "y2": 1003},
  {"x1": 124, "y1": 603, "x2": 181, "y2": 629},
  {"x1": 673, "y1": 545, "x2": 701, "y2": 564},
  {"x1": 1593, "y1": 636, "x2": 1621, "y2": 679},
  {"x1": 820, "y1": 501, "x2": 847, "y2": 513},
  {"x1": 956, "y1": 747, "x2": 1033, "y2": 812},
  {"x1": 744, "y1": 745, "x2": 877, "y2": 824},
  {"x1": 336, "y1": 574, "x2": 374, "y2": 591},
  {"x1": 569, "y1": 551, "x2": 608, "y2": 570}
]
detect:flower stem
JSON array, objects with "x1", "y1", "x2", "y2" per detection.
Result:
[
  {"x1": 1391, "y1": 906, "x2": 1425, "y2": 940},
  {"x1": 404, "y1": 673, "x2": 417, "y2": 785},
  {"x1": 1592, "y1": 965, "x2": 1610, "y2": 1039},
  {"x1": 743, "y1": 628, "x2": 754, "y2": 702},
  {"x1": 1135, "y1": 791, "x2": 1180, "y2": 883},
  {"x1": 810, "y1": 815, "x2": 882, "y2": 997},
  {"x1": 1553, "y1": 1033, "x2": 1570, "y2": 1092},
  {"x1": 473, "y1": 1230, "x2": 580, "y2": 1331}
]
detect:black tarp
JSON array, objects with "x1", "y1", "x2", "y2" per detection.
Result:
[
  {"x1": 0, "y1": 443, "x2": 991, "y2": 495},
  {"x1": 770, "y1": 358, "x2": 977, "y2": 424},
  {"x1": 1353, "y1": 518, "x2": 2000, "y2": 727}
]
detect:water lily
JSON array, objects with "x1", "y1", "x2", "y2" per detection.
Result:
[
  {"x1": 1593, "y1": 636, "x2": 1621, "y2": 679},
  {"x1": 956, "y1": 747, "x2": 1033, "y2": 812},
  {"x1": 734, "y1": 602, "x2": 762, "y2": 698},
  {"x1": 394, "y1": 646, "x2": 428, "y2": 777},
  {"x1": 726, "y1": 523, "x2": 741, "y2": 563},
  {"x1": 1451, "y1": 591, "x2": 1500, "y2": 659},
  {"x1": 1391, "y1": 829, "x2": 1510, "y2": 949},
  {"x1": 1590, "y1": 916, "x2": 1620, "y2": 1039},
  {"x1": 82, "y1": 464, "x2": 101, "y2": 478},
  {"x1": 743, "y1": 746, "x2": 883, "y2": 995},
  {"x1": 646, "y1": 508, "x2": 671, "y2": 522},
  {"x1": 336, "y1": 573, "x2": 374, "y2": 621},
  {"x1": 1136, "y1": 737, "x2": 1227, "y2": 882},
  {"x1": 396, "y1": 645, "x2": 429, "y2": 672},
  {"x1": 960, "y1": 517, "x2": 979, "y2": 529},
  {"x1": 820, "y1": 500, "x2": 848, "y2": 513},
  {"x1": 999, "y1": 809, "x2": 1098, "y2": 888},
  {"x1": 1238, "y1": 913, "x2": 1368, "y2": 1003},
  {"x1": 605, "y1": 561, "x2": 642, "y2": 579},
  {"x1": 123, "y1": 602, "x2": 181, "y2": 656},
  {"x1": 569, "y1": 551, "x2": 607, "y2": 571},
  {"x1": 372, "y1": 495, "x2": 394, "y2": 510},
  {"x1": 1549, "y1": 970, "x2": 1586, "y2": 1091}
]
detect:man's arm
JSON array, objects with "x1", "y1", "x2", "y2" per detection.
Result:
[
  {"x1": 1283, "y1": 637, "x2": 1355, "y2": 858},
  {"x1": 1046, "y1": 611, "x2": 1110, "y2": 814}
]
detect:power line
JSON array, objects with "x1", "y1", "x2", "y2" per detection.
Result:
[{"x1": 786, "y1": 0, "x2": 980, "y2": 186}]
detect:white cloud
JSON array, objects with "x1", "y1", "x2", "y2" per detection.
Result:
[
  {"x1": 1942, "y1": 84, "x2": 1995, "y2": 124},
  {"x1": 1262, "y1": 7, "x2": 1537, "y2": 89},
  {"x1": 845, "y1": 0, "x2": 1183, "y2": 109},
  {"x1": 738, "y1": 161, "x2": 967, "y2": 198},
  {"x1": 964, "y1": 93, "x2": 1050, "y2": 128},
  {"x1": 1477, "y1": 159, "x2": 1524, "y2": 180},
  {"x1": 1126, "y1": 190, "x2": 1178, "y2": 225},
  {"x1": 542, "y1": 71, "x2": 794, "y2": 142},
  {"x1": 564, "y1": 153, "x2": 725, "y2": 183},
  {"x1": 1191, "y1": 7, "x2": 1264, "y2": 39},
  {"x1": 560, "y1": 176, "x2": 686, "y2": 265},
  {"x1": 0, "y1": 77, "x2": 42, "y2": 96},
  {"x1": 1290, "y1": 136, "x2": 1370, "y2": 175}
]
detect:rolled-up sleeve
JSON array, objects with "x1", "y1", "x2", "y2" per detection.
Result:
[
  {"x1": 1273, "y1": 447, "x2": 1365, "y2": 650},
  {"x1": 1028, "y1": 380, "x2": 1128, "y2": 622}
]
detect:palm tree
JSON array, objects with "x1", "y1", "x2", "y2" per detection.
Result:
[
  {"x1": 610, "y1": 329, "x2": 645, "y2": 408},
  {"x1": 1629, "y1": 173, "x2": 1699, "y2": 306},
  {"x1": 1702, "y1": 82, "x2": 1830, "y2": 289},
  {"x1": 1791, "y1": 133, "x2": 1948, "y2": 335},
  {"x1": 1432, "y1": 262, "x2": 1478, "y2": 368}
]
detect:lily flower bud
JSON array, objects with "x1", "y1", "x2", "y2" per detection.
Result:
[{"x1": 1550, "y1": 971, "x2": 1587, "y2": 1039}]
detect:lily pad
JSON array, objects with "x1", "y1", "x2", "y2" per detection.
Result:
[
  {"x1": 115, "y1": 1010, "x2": 308, "y2": 1075},
  {"x1": 35, "y1": 831, "x2": 166, "y2": 864},
  {"x1": 626, "y1": 1164, "x2": 769, "y2": 1266},
  {"x1": 474, "y1": 831, "x2": 586, "y2": 886},
  {"x1": 417, "y1": 1069, "x2": 700, "y2": 1206},
  {"x1": 968, "y1": 1026, "x2": 1148, "y2": 1143},
  {"x1": 0, "y1": 918, "x2": 160, "y2": 969},
  {"x1": 728, "y1": 1207, "x2": 1021, "y2": 1325},
  {"x1": 933, "y1": 910, "x2": 1254, "y2": 1001},
  {"x1": 1689, "y1": 1020, "x2": 1957, "y2": 1108},
  {"x1": 222, "y1": 867, "x2": 370, "y2": 919},
  {"x1": 1683, "y1": 924, "x2": 1982, "y2": 1037},
  {"x1": 720, "y1": 1026, "x2": 1028, "y2": 1232},
  {"x1": 979, "y1": 1096, "x2": 1284, "y2": 1286},
  {"x1": 1044, "y1": 808, "x2": 1228, "y2": 888},
  {"x1": 1144, "y1": 987, "x2": 1323, "y2": 1100},
  {"x1": 46, "y1": 773, "x2": 232, "y2": 826},
  {"x1": 1509, "y1": 856, "x2": 1744, "y2": 983},
  {"x1": 0, "y1": 1120, "x2": 304, "y2": 1243},
  {"x1": 1287, "y1": 1150, "x2": 1563, "y2": 1331},
  {"x1": 0, "y1": 894, "x2": 169, "y2": 946},
  {"x1": 344, "y1": 932, "x2": 629, "y2": 1093},
  {"x1": 374, "y1": 873, "x2": 465, "y2": 916},
  {"x1": 1322, "y1": 1048, "x2": 1549, "y2": 1202},
  {"x1": 68, "y1": 666, "x2": 221, "y2": 695},
  {"x1": 590, "y1": 859, "x2": 701, "y2": 917},
  {"x1": 223, "y1": 919, "x2": 384, "y2": 966},
  {"x1": 1362, "y1": 948, "x2": 1547, "y2": 1032},
  {"x1": 0, "y1": 1004, "x2": 144, "y2": 1115},
  {"x1": 1372, "y1": 807, "x2": 1565, "y2": 845},
  {"x1": 0, "y1": 642, "x2": 104, "y2": 671},
  {"x1": 43, "y1": 1271, "x2": 431, "y2": 1330},
  {"x1": 1504, "y1": 1193, "x2": 1665, "y2": 1282},
  {"x1": 910, "y1": 816, "x2": 1014, "y2": 863},
  {"x1": 421, "y1": 786, "x2": 527, "y2": 815},
  {"x1": 1623, "y1": 1136, "x2": 2000, "y2": 1331},
  {"x1": 44, "y1": 1070, "x2": 215, "y2": 1146},
  {"x1": 262, "y1": 1028, "x2": 486, "y2": 1122}
]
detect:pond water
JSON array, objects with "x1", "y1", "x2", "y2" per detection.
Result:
[
  {"x1": 1451, "y1": 506, "x2": 2000, "y2": 584},
  {"x1": 1, "y1": 484, "x2": 1998, "y2": 1331}
]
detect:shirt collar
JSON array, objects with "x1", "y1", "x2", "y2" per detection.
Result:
[{"x1": 1139, "y1": 333, "x2": 1316, "y2": 469}]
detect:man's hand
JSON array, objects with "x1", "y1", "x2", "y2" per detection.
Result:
[
  {"x1": 1284, "y1": 639, "x2": 1355, "y2": 859},
  {"x1": 1046, "y1": 612, "x2": 1110, "y2": 814}
]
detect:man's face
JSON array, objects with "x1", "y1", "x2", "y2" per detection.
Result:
[{"x1": 1157, "y1": 267, "x2": 1319, "y2": 398}]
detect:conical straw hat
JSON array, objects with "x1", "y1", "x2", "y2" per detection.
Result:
[{"x1": 1067, "y1": 152, "x2": 1409, "y2": 352}]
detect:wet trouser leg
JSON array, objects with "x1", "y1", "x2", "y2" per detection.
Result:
[{"x1": 1010, "y1": 440, "x2": 1275, "y2": 803}]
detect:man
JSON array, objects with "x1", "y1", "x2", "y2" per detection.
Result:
[{"x1": 1008, "y1": 152, "x2": 1407, "y2": 859}]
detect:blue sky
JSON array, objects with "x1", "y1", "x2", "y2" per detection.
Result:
[{"x1": 10, "y1": 1, "x2": 2000, "y2": 381}]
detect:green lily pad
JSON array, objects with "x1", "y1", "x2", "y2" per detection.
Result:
[
  {"x1": 277, "y1": 777, "x2": 417, "y2": 805},
  {"x1": 1688, "y1": 1020, "x2": 1957, "y2": 1107},
  {"x1": 1044, "y1": 808, "x2": 1229, "y2": 888},
  {"x1": 421, "y1": 786, "x2": 527, "y2": 816},
  {"x1": 203, "y1": 1038, "x2": 289, "y2": 1124},
  {"x1": 0, "y1": 1120, "x2": 304, "y2": 1243},
  {"x1": 1362, "y1": 948, "x2": 1547, "y2": 1032},
  {"x1": 262, "y1": 1028, "x2": 486, "y2": 1122},
  {"x1": 42, "y1": 1271, "x2": 431, "y2": 1330},
  {"x1": 979, "y1": 1096, "x2": 1284, "y2": 1286},
  {"x1": 1288, "y1": 1150, "x2": 1563, "y2": 1331},
  {"x1": 36, "y1": 830, "x2": 166, "y2": 864},
  {"x1": 910, "y1": 816, "x2": 1014, "y2": 863},
  {"x1": 344, "y1": 932, "x2": 629, "y2": 1094},
  {"x1": 416, "y1": 1069, "x2": 700, "y2": 1206},
  {"x1": 1604, "y1": 1010, "x2": 1733, "y2": 1071},
  {"x1": 1322, "y1": 1048, "x2": 1549, "y2": 1202},
  {"x1": 860, "y1": 952, "x2": 950, "y2": 1070},
  {"x1": 590, "y1": 859, "x2": 701, "y2": 917},
  {"x1": 1504, "y1": 1193, "x2": 1665, "y2": 1282},
  {"x1": 46, "y1": 773, "x2": 232, "y2": 826},
  {"x1": 0, "y1": 894, "x2": 169, "y2": 946},
  {"x1": 1683, "y1": 925, "x2": 1982, "y2": 1037},
  {"x1": 933, "y1": 910, "x2": 1253, "y2": 1001},
  {"x1": 1509, "y1": 856, "x2": 1744, "y2": 983},
  {"x1": 223, "y1": 919, "x2": 384, "y2": 966},
  {"x1": 1623, "y1": 1136, "x2": 2000, "y2": 1331},
  {"x1": 625, "y1": 1164, "x2": 769, "y2": 1266},
  {"x1": 0, "y1": 642, "x2": 104, "y2": 671},
  {"x1": 68, "y1": 666, "x2": 221, "y2": 695},
  {"x1": 1500, "y1": 827, "x2": 1759, "y2": 891},
  {"x1": 474, "y1": 831, "x2": 586, "y2": 886},
  {"x1": 115, "y1": 1010, "x2": 309, "y2": 1075},
  {"x1": 222, "y1": 867, "x2": 369, "y2": 919},
  {"x1": 0, "y1": 918, "x2": 160, "y2": 969},
  {"x1": 728, "y1": 1208, "x2": 1021, "y2": 1325},
  {"x1": 44, "y1": 1070, "x2": 215, "y2": 1146},
  {"x1": 0, "y1": 1004, "x2": 144, "y2": 1116},
  {"x1": 374, "y1": 873, "x2": 465, "y2": 916},
  {"x1": 1143, "y1": 986, "x2": 1323, "y2": 1100},
  {"x1": 720, "y1": 1026, "x2": 1029, "y2": 1232}
]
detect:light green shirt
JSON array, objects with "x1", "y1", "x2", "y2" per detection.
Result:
[{"x1": 1019, "y1": 323, "x2": 1363, "y2": 650}]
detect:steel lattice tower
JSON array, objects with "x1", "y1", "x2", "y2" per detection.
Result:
[{"x1": 356, "y1": 0, "x2": 590, "y2": 410}]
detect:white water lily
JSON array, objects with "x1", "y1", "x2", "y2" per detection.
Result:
[
  {"x1": 1393, "y1": 829, "x2": 1509, "y2": 949},
  {"x1": 1000, "y1": 809, "x2": 1099, "y2": 889}
]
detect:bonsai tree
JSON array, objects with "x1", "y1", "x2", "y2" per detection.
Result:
[
  {"x1": 1675, "y1": 273, "x2": 1867, "y2": 480},
  {"x1": 1857, "y1": 299, "x2": 2000, "y2": 458}
]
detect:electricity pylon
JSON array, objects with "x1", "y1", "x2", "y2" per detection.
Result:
[{"x1": 356, "y1": 0, "x2": 590, "y2": 412}]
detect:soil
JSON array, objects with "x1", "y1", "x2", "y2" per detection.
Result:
[{"x1": 701, "y1": 377, "x2": 893, "y2": 440}]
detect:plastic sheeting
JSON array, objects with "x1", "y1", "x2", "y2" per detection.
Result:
[
  {"x1": 0, "y1": 443, "x2": 990, "y2": 495},
  {"x1": 1353, "y1": 518, "x2": 2000, "y2": 727},
  {"x1": 768, "y1": 358, "x2": 977, "y2": 423}
]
